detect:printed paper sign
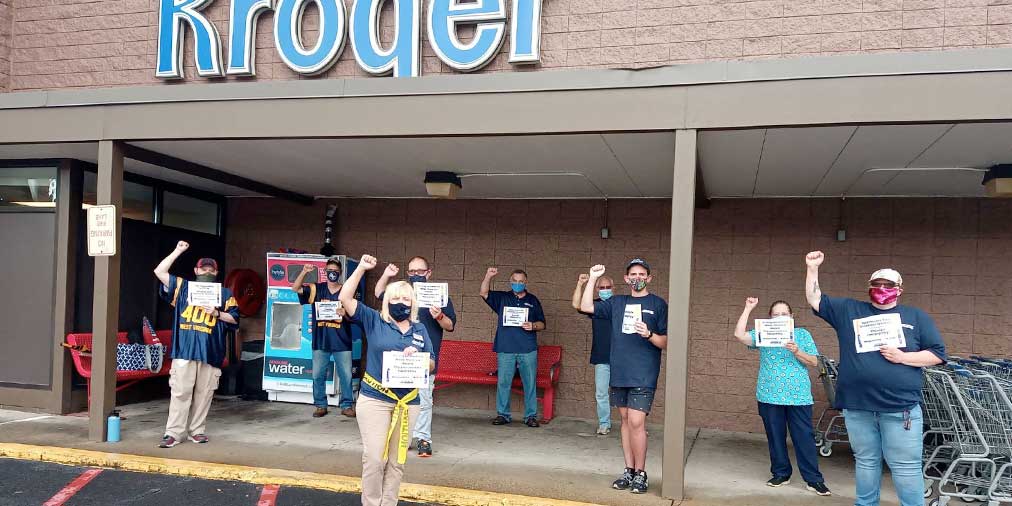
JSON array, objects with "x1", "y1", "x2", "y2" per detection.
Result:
[
  {"x1": 622, "y1": 304, "x2": 643, "y2": 334},
  {"x1": 315, "y1": 301, "x2": 342, "y2": 321},
  {"x1": 755, "y1": 318, "x2": 795, "y2": 347},
  {"x1": 187, "y1": 282, "x2": 222, "y2": 308},
  {"x1": 381, "y1": 351, "x2": 430, "y2": 388},
  {"x1": 86, "y1": 205, "x2": 117, "y2": 256},
  {"x1": 852, "y1": 313, "x2": 906, "y2": 353},
  {"x1": 502, "y1": 307, "x2": 529, "y2": 327},
  {"x1": 414, "y1": 282, "x2": 448, "y2": 308}
]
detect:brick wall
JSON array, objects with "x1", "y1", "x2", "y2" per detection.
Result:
[
  {"x1": 0, "y1": 0, "x2": 11, "y2": 92},
  {"x1": 6, "y1": 0, "x2": 1012, "y2": 91},
  {"x1": 226, "y1": 197, "x2": 1012, "y2": 431}
]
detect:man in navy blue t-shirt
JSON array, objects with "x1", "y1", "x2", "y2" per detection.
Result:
[
  {"x1": 375, "y1": 255, "x2": 455, "y2": 458},
  {"x1": 573, "y1": 273, "x2": 615, "y2": 436},
  {"x1": 804, "y1": 251, "x2": 945, "y2": 506},
  {"x1": 480, "y1": 267, "x2": 546, "y2": 428},
  {"x1": 580, "y1": 259, "x2": 668, "y2": 495}
]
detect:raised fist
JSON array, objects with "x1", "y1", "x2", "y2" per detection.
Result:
[
  {"x1": 302, "y1": 264, "x2": 315, "y2": 274},
  {"x1": 578, "y1": 273, "x2": 590, "y2": 284},
  {"x1": 485, "y1": 267, "x2": 498, "y2": 278},
  {"x1": 384, "y1": 264, "x2": 399, "y2": 278},
  {"x1": 176, "y1": 241, "x2": 189, "y2": 252},
  {"x1": 745, "y1": 297, "x2": 759, "y2": 310},
  {"x1": 589, "y1": 265, "x2": 606, "y2": 278},
  {"x1": 806, "y1": 251, "x2": 825, "y2": 267},
  {"x1": 359, "y1": 255, "x2": 377, "y2": 270}
]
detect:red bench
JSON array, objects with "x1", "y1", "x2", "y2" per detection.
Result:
[
  {"x1": 435, "y1": 340, "x2": 562, "y2": 423},
  {"x1": 66, "y1": 331, "x2": 174, "y2": 401}
]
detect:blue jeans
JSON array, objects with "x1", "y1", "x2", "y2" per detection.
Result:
[
  {"x1": 843, "y1": 405, "x2": 924, "y2": 506},
  {"x1": 412, "y1": 375, "x2": 435, "y2": 442},
  {"x1": 595, "y1": 364, "x2": 611, "y2": 428},
  {"x1": 496, "y1": 351, "x2": 538, "y2": 421},
  {"x1": 312, "y1": 350, "x2": 354, "y2": 409},
  {"x1": 758, "y1": 402, "x2": 824, "y2": 484}
]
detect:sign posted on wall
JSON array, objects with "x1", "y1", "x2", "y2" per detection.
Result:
[{"x1": 87, "y1": 205, "x2": 117, "y2": 256}]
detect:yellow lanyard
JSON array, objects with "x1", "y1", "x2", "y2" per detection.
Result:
[{"x1": 362, "y1": 373, "x2": 418, "y2": 464}]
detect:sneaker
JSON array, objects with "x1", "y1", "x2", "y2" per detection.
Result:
[
  {"x1": 630, "y1": 471, "x2": 649, "y2": 494},
  {"x1": 612, "y1": 468, "x2": 634, "y2": 490},
  {"x1": 313, "y1": 407, "x2": 328, "y2": 418},
  {"x1": 417, "y1": 439, "x2": 432, "y2": 458},
  {"x1": 158, "y1": 435, "x2": 180, "y2": 448},
  {"x1": 766, "y1": 476, "x2": 791, "y2": 487},
  {"x1": 341, "y1": 407, "x2": 356, "y2": 418},
  {"x1": 492, "y1": 415, "x2": 510, "y2": 425},
  {"x1": 806, "y1": 482, "x2": 832, "y2": 496},
  {"x1": 525, "y1": 416, "x2": 540, "y2": 428},
  {"x1": 188, "y1": 434, "x2": 209, "y2": 444},
  {"x1": 596, "y1": 424, "x2": 611, "y2": 435}
]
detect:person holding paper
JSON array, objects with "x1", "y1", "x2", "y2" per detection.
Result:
[
  {"x1": 480, "y1": 267, "x2": 546, "y2": 427},
  {"x1": 804, "y1": 251, "x2": 946, "y2": 506},
  {"x1": 573, "y1": 273, "x2": 615, "y2": 436},
  {"x1": 375, "y1": 256, "x2": 455, "y2": 458},
  {"x1": 580, "y1": 258, "x2": 667, "y2": 495},
  {"x1": 291, "y1": 256, "x2": 357, "y2": 419},
  {"x1": 340, "y1": 255, "x2": 433, "y2": 506},
  {"x1": 153, "y1": 241, "x2": 240, "y2": 449},
  {"x1": 733, "y1": 298, "x2": 830, "y2": 496}
]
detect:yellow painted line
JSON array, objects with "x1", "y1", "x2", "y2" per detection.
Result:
[{"x1": 0, "y1": 443, "x2": 606, "y2": 506}]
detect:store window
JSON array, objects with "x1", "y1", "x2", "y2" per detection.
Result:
[
  {"x1": 0, "y1": 166, "x2": 58, "y2": 211},
  {"x1": 82, "y1": 172, "x2": 155, "y2": 222},
  {"x1": 162, "y1": 191, "x2": 220, "y2": 235}
]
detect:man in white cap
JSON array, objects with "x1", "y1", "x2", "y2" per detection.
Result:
[{"x1": 804, "y1": 251, "x2": 946, "y2": 506}]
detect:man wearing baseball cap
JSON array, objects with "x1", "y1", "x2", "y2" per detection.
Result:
[
  {"x1": 580, "y1": 258, "x2": 668, "y2": 495},
  {"x1": 153, "y1": 241, "x2": 240, "y2": 448},
  {"x1": 804, "y1": 251, "x2": 945, "y2": 506}
]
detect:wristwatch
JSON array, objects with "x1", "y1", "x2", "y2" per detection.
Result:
[
  {"x1": 645, "y1": 331, "x2": 653, "y2": 339},
  {"x1": 436, "y1": 313, "x2": 444, "y2": 321}
]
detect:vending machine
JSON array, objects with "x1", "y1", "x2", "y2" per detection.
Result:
[{"x1": 263, "y1": 253, "x2": 365, "y2": 405}]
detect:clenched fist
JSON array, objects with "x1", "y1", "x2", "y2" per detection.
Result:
[
  {"x1": 359, "y1": 255, "x2": 377, "y2": 270},
  {"x1": 806, "y1": 251, "x2": 824, "y2": 268},
  {"x1": 589, "y1": 265, "x2": 606, "y2": 279},
  {"x1": 744, "y1": 297, "x2": 759, "y2": 310},
  {"x1": 485, "y1": 267, "x2": 499, "y2": 279},
  {"x1": 175, "y1": 241, "x2": 190, "y2": 252},
  {"x1": 384, "y1": 264, "x2": 399, "y2": 278}
]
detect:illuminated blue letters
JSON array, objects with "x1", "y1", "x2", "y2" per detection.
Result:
[
  {"x1": 226, "y1": 0, "x2": 274, "y2": 76},
  {"x1": 427, "y1": 0, "x2": 506, "y2": 71},
  {"x1": 156, "y1": 0, "x2": 224, "y2": 78},
  {"x1": 275, "y1": 0, "x2": 348, "y2": 74}
]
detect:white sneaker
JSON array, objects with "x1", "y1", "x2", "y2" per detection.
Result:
[{"x1": 596, "y1": 424, "x2": 611, "y2": 435}]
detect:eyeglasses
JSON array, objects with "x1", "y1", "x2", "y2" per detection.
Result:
[
  {"x1": 407, "y1": 269, "x2": 429, "y2": 275},
  {"x1": 598, "y1": 285, "x2": 614, "y2": 289},
  {"x1": 870, "y1": 281, "x2": 897, "y2": 288}
]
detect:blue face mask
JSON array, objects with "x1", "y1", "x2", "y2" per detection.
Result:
[
  {"x1": 388, "y1": 303, "x2": 411, "y2": 322},
  {"x1": 598, "y1": 289, "x2": 613, "y2": 300},
  {"x1": 511, "y1": 282, "x2": 526, "y2": 294},
  {"x1": 408, "y1": 274, "x2": 427, "y2": 284},
  {"x1": 326, "y1": 270, "x2": 341, "y2": 283}
]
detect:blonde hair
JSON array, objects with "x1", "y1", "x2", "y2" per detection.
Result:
[{"x1": 381, "y1": 281, "x2": 419, "y2": 323}]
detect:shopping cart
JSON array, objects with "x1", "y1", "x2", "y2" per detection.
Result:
[{"x1": 814, "y1": 355, "x2": 848, "y2": 457}]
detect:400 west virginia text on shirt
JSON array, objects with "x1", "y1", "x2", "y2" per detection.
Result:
[{"x1": 159, "y1": 275, "x2": 240, "y2": 368}]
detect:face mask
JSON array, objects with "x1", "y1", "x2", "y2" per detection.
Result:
[
  {"x1": 511, "y1": 282, "x2": 526, "y2": 293},
  {"x1": 772, "y1": 315, "x2": 791, "y2": 320},
  {"x1": 196, "y1": 273, "x2": 216, "y2": 283},
  {"x1": 869, "y1": 286, "x2": 900, "y2": 305},
  {"x1": 389, "y1": 302, "x2": 411, "y2": 322},
  {"x1": 598, "y1": 289, "x2": 613, "y2": 300},
  {"x1": 628, "y1": 279, "x2": 647, "y2": 291},
  {"x1": 326, "y1": 270, "x2": 341, "y2": 283},
  {"x1": 408, "y1": 274, "x2": 427, "y2": 284}
]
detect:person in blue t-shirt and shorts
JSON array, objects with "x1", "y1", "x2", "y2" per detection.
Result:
[
  {"x1": 580, "y1": 258, "x2": 668, "y2": 495},
  {"x1": 734, "y1": 297, "x2": 831, "y2": 496},
  {"x1": 804, "y1": 251, "x2": 946, "y2": 506}
]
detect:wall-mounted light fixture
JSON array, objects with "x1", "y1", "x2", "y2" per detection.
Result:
[
  {"x1": 424, "y1": 171, "x2": 463, "y2": 199},
  {"x1": 983, "y1": 164, "x2": 1012, "y2": 197}
]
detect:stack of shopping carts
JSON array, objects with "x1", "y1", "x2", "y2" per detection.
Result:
[
  {"x1": 814, "y1": 355, "x2": 848, "y2": 457},
  {"x1": 922, "y1": 356, "x2": 1012, "y2": 506}
]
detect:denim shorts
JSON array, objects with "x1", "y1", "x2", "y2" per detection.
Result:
[{"x1": 610, "y1": 387, "x2": 656, "y2": 414}]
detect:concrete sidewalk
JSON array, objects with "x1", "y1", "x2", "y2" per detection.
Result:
[{"x1": 0, "y1": 398, "x2": 900, "y2": 506}]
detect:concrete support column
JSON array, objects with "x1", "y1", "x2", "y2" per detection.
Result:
[
  {"x1": 88, "y1": 141, "x2": 124, "y2": 441},
  {"x1": 660, "y1": 129, "x2": 696, "y2": 500},
  {"x1": 52, "y1": 160, "x2": 82, "y2": 414}
]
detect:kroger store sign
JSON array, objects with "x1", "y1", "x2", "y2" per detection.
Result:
[{"x1": 156, "y1": 0, "x2": 544, "y2": 79}]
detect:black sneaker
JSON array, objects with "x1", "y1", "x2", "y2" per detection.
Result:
[
  {"x1": 630, "y1": 471, "x2": 649, "y2": 494},
  {"x1": 766, "y1": 476, "x2": 791, "y2": 487},
  {"x1": 492, "y1": 415, "x2": 510, "y2": 425},
  {"x1": 417, "y1": 440, "x2": 432, "y2": 458},
  {"x1": 612, "y1": 468, "x2": 634, "y2": 490},
  {"x1": 525, "y1": 416, "x2": 540, "y2": 427},
  {"x1": 806, "y1": 482, "x2": 831, "y2": 496}
]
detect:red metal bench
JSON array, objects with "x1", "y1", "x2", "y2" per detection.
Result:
[
  {"x1": 66, "y1": 331, "x2": 173, "y2": 400},
  {"x1": 435, "y1": 340, "x2": 562, "y2": 423}
]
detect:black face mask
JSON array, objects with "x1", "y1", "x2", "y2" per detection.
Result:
[
  {"x1": 326, "y1": 270, "x2": 341, "y2": 283},
  {"x1": 195, "y1": 273, "x2": 216, "y2": 283},
  {"x1": 388, "y1": 303, "x2": 411, "y2": 322},
  {"x1": 408, "y1": 274, "x2": 427, "y2": 284}
]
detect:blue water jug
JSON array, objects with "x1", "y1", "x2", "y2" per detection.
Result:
[{"x1": 107, "y1": 410, "x2": 121, "y2": 443}]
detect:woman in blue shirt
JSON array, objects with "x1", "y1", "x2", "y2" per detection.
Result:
[
  {"x1": 733, "y1": 297, "x2": 831, "y2": 497},
  {"x1": 340, "y1": 254, "x2": 434, "y2": 506}
]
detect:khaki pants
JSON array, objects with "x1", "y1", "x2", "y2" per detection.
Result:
[
  {"x1": 357, "y1": 395, "x2": 420, "y2": 506},
  {"x1": 164, "y1": 359, "x2": 221, "y2": 439}
]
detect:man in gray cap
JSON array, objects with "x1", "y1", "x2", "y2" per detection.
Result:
[{"x1": 804, "y1": 251, "x2": 946, "y2": 506}]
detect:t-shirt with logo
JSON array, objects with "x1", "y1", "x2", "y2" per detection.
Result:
[
  {"x1": 379, "y1": 290, "x2": 455, "y2": 372},
  {"x1": 299, "y1": 282, "x2": 355, "y2": 353},
  {"x1": 348, "y1": 304, "x2": 431, "y2": 405},
  {"x1": 159, "y1": 275, "x2": 240, "y2": 368},
  {"x1": 814, "y1": 294, "x2": 947, "y2": 412},
  {"x1": 593, "y1": 293, "x2": 668, "y2": 388},
  {"x1": 747, "y1": 328, "x2": 818, "y2": 406},
  {"x1": 485, "y1": 291, "x2": 546, "y2": 354}
]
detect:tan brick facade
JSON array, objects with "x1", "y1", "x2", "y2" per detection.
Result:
[
  {"x1": 226, "y1": 197, "x2": 1012, "y2": 432},
  {"x1": 3, "y1": 0, "x2": 1012, "y2": 91},
  {"x1": 0, "y1": 0, "x2": 11, "y2": 92}
]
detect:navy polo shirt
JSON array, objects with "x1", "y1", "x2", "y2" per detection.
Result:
[
  {"x1": 581, "y1": 299, "x2": 611, "y2": 365},
  {"x1": 379, "y1": 290, "x2": 455, "y2": 372},
  {"x1": 298, "y1": 282, "x2": 355, "y2": 353},
  {"x1": 485, "y1": 290, "x2": 545, "y2": 354},
  {"x1": 814, "y1": 294, "x2": 947, "y2": 412},
  {"x1": 348, "y1": 304, "x2": 431, "y2": 405},
  {"x1": 594, "y1": 294, "x2": 668, "y2": 388}
]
